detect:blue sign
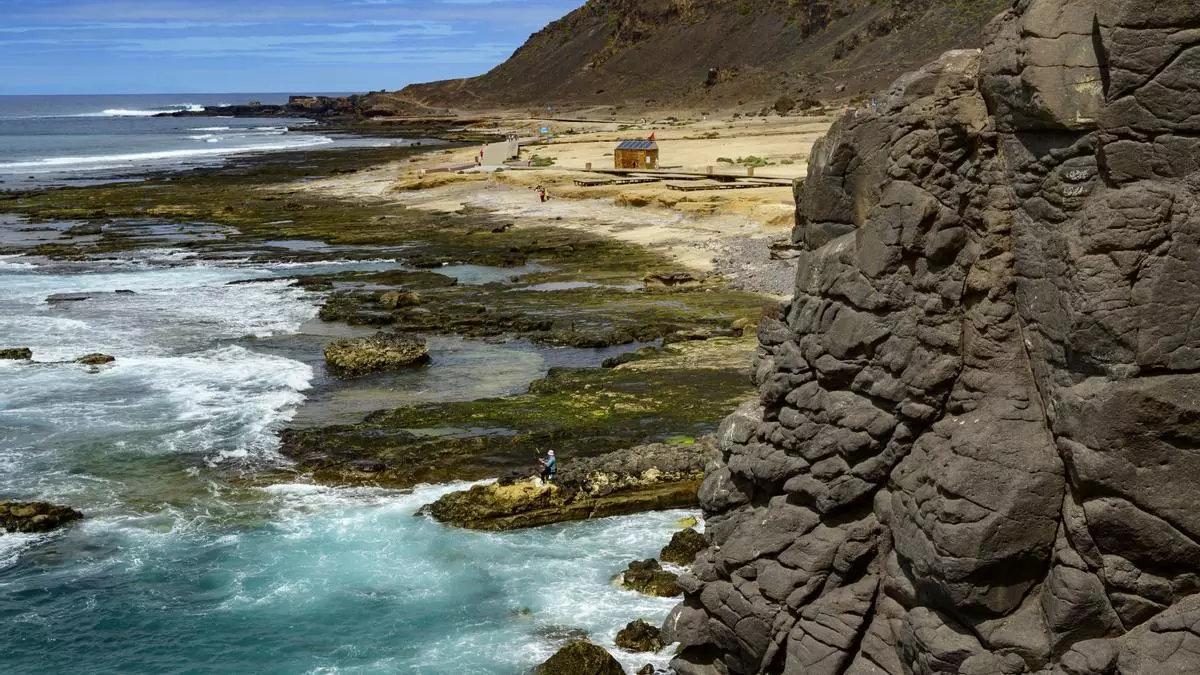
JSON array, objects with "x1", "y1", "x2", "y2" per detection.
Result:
[{"x1": 540, "y1": 127, "x2": 550, "y2": 134}]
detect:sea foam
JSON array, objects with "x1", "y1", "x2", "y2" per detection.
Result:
[{"x1": 0, "y1": 135, "x2": 335, "y2": 173}]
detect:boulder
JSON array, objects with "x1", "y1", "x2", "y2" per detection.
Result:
[
  {"x1": 0, "y1": 501, "x2": 83, "y2": 533},
  {"x1": 377, "y1": 290, "x2": 421, "y2": 309},
  {"x1": 75, "y1": 353, "x2": 115, "y2": 366},
  {"x1": 660, "y1": 528, "x2": 707, "y2": 565},
  {"x1": 534, "y1": 640, "x2": 626, "y2": 675},
  {"x1": 615, "y1": 619, "x2": 665, "y2": 653},
  {"x1": 323, "y1": 333, "x2": 429, "y2": 377},
  {"x1": 0, "y1": 348, "x2": 32, "y2": 360},
  {"x1": 621, "y1": 559, "x2": 681, "y2": 597}
]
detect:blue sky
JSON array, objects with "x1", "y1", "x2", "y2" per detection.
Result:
[{"x1": 0, "y1": 0, "x2": 583, "y2": 95}]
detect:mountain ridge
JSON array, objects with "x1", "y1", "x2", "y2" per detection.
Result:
[{"x1": 399, "y1": 0, "x2": 1011, "y2": 111}]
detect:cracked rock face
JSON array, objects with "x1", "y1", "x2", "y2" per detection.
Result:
[{"x1": 666, "y1": 1, "x2": 1200, "y2": 673}]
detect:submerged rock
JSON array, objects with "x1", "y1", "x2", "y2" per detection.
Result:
[
  {"x1": 535, "y1": 625, "x2": 590, "y2": 643},
  {"x1": 659, "y1": 528, "x2": 706, "y2": 565},
  {"x1": 64, "y1": 223, "x2": 102, "y2": 237},
  {"x1": 75, "y1": 353, "x2": 115, "y2": 366},
  {"x1": 420, "y1": 438, "x2": 718, "y2": 530},
  {"x1": 323, "y1": 333, "x2": 429, "y2": 377},
  {"x1": 0, "y1": 347, "x2": 32, "y2": 360},
  {"x1": 0, "y1": 501, "x2": 83, "y2": 533},
  {"x1": 615, "y1": 619, "x2": 665, "y2": 653},
  {"x1": 534, "y1": 640, "x2": 625, "y2": 675},
  {"x1": 46, "y1": 293, "x2": 93, "y2": 303},
  {"x1": 621, "y1": 560, "x2": 680, "y2": 598}
]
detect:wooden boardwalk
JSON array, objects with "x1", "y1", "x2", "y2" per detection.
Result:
[
  {"x1": 665, "y1": 179, "x2": 792, "y2": 192},
  {"x1": 572, "y1": 177, "x2": 662, "y2": 187}
]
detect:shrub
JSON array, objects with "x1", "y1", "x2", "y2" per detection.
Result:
[{"x1": 737, "y1": 156, "x2": 771, "y2": 168}]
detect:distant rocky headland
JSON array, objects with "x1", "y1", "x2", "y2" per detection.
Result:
[{"x1": 161, "y1": 93, "x2": 452, "y2": 120}]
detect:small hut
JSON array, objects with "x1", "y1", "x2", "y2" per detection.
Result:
[{"x1": 614, "y1": 139, "x2": 659, "y2": 170}]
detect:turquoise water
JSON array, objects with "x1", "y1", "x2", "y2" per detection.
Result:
[{"x1": 0, "y1": 248, "x2": 686, "y2": 674}]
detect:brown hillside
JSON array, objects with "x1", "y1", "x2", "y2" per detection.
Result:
[{"x1": 400, "y1": 0, "x2": 1010, "y2": 111}]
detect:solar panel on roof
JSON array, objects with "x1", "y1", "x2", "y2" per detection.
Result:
[{"x1": 616, "y1": 140, "x2": 658, "y2": 150}]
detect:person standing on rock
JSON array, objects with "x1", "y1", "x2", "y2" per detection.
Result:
[{"x1": 538, "y1": 450, "x2": 557, "y2": 483}]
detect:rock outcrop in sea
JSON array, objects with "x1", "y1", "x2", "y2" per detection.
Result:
[
  {"x1": 616, "y1": 619, "x2": 666, "y2": 653},
  {"x1": 323, "y1": 333, "x2": 429, "y2": 377},
  {"x1": 535, "y1": 640, "x2": 627, "y2": 675},
  {"x1": 0, "y1": 502, "x2": 83, "y2": 533},
  {"x1": 667, "y1": 1, "x2": 1200, "y2": 673},
  {"x1": 661, "y1": 528, "x2": 708, "y2": 566},
  {"x1": 622, "y1": 559, "x2": 682, "y2": 598},
  {"x1": 422, "y1": 439, "x2": 718, "y2": 530}
]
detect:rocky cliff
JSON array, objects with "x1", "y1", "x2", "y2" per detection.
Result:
[
  {"x1": 665, "y1": 0, "x2": 1200, "y2": 673},
  {"x1": 400, "y1": 0, "x2": 1008, "y2": 109}
]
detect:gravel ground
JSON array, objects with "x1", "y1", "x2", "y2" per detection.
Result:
[{"x1": 708, "y1": 234, "x2": 798, "y2": 298}]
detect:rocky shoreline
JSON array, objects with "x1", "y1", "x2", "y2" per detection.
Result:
[
  {"x1": 1, "y1": 117, "x2": 772, "y2": 571},
  {"x1": 0, "y1": 93, "x2": 790, "y2": 673}
]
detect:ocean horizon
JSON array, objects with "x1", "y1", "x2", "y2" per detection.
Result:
[{"x1": 0, "y1": 93, "x2": 395, "y2": 190}]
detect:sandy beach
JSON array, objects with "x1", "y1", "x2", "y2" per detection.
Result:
[{"x1": 291, "y1": 113, "x2": 834, "y2": 297}]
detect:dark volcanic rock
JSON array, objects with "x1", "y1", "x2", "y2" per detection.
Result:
[
  {"x1": 667, "y1": 2, "x2": 1200, "y2": 674},
  {"x1": 0, "y1": 348, "x2": 32, "y2": 360},
  {"x1": 0, "y1": 501, "x2": 83, "y2": 533},
  {"x1": 46, "y1": 293, "x2": 92, "y2": 303},
  {"x1": 534, "y1": 640, "x2": 625, "y2": 675},
  {"x1": 75, "y1": 353, "x2": 115, "y2": 366},
  {"x1": 323, "y1": 333, "x2": 429, "y2": 377},
  {"x1": 659, "y1": 527, "x2": 707, "y2": 566},
  {"x1": 615, "y1": 619, "x2": 665, "y2": 653},
  {"x1": 621, "y1": 559, "x2": 681, "y2": 598}
]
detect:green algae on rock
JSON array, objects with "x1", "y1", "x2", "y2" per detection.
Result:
[
  {"x1": 0, "y1": 348, "x2": 32, "y2": 360},
  {"x1": 614, "y1": 619, "x2": 665, "y2": 653},
  {"x1": 620, "y1": 559, "x2": 680, "y2": 598},
  {"x1": 659, "y1": 527, "x2": 707, "y2": 565},
  {"x1": 534, "y1": 640, "x2": 626, "y2": 675},
  {"x1": 323, "y1": 333, "x2": 430, "y2": 378},
  {"x1": 421, "y1": 438, "x2": 718, "y2": 531},
  {"x1": 0, "y1": 501, "x2": 83, "y2": 533},
  {"x1": 280, "y1": 339, "x2": 753, "y2": 488}
]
